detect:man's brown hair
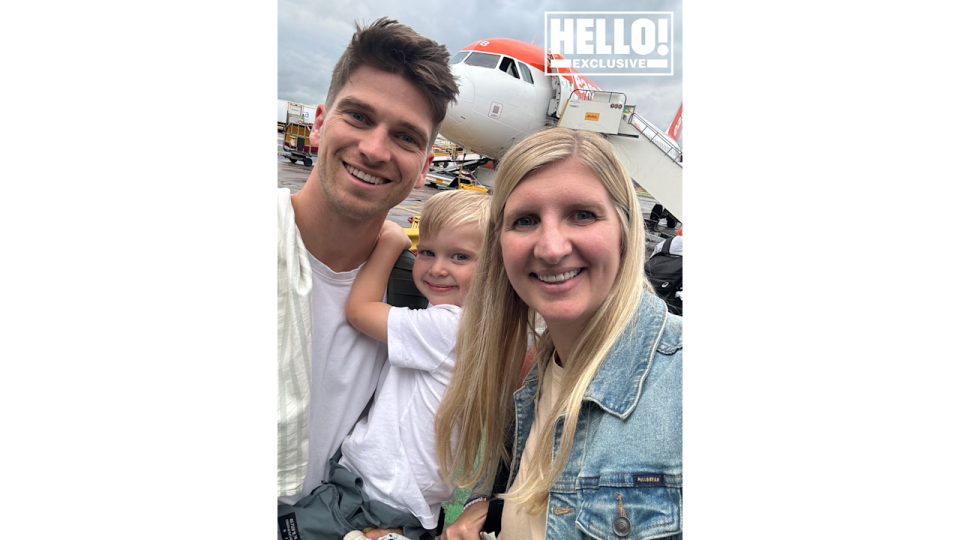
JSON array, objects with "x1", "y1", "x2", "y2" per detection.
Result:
[{"x1": 326, "y1": 17, "x2": 459, "y2": 142}]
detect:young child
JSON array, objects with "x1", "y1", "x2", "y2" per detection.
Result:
[{"x1": 336, "y1": 190, "x2": 490, "y2": 538}]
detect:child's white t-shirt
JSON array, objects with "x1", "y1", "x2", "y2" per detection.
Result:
[{"x1": 338, "y1": 303, "x2": 460, "y2": 530}]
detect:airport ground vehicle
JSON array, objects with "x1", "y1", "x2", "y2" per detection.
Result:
[{"x1": 280, "y1": 122, "x2": 316, "y2": 167}]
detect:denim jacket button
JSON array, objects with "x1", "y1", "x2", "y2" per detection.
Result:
[{"x1": 613, "y1": 516, "x2": 631, "y2": 537}]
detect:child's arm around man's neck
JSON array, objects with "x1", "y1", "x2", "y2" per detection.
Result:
[{"x1": 345, "y1": 221, "x2": 413, "y2": 343}]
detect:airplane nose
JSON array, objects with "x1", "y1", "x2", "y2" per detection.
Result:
[{"x1": 445, "y1": 64, "x2": 475, "y2": 126}]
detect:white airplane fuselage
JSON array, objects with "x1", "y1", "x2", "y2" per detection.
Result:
[
  {"x1": 439, "y1": 39, "x2": 596, "y2": 160},
  {"x1": 438, "y1": 38, "x2": 672, "y2": 158},
  {"x1": 441, "y1": 61, "x2": 554, "y2": 158},
  {"x1": 436, "y1": 38, "x2": 683, "y2": 221}
]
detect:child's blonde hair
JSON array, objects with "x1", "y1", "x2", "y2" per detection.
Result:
[{"x1": 419, "y1": 189, "x2": 490, "y2": 241}]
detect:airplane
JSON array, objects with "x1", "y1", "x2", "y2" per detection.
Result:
[{"x1": 439, "y1": 38, "x2": 683, "y2": 222}]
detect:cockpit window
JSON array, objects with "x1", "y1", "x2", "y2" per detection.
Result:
[
  {"x1": 499, "y1": 57, "x2": 520, "y2": 80},
  {"x1": 518, "y1": 62, "x2": 534, "y2": 84},
  {"x1": 464, "y1": 52, "x2": 500, "y2": 69},
  {"x1": 450, "y1": 51, "x2": 468, "y2": 64}
]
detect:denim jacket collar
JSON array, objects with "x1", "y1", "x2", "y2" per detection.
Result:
[
  {"x1": 517, "y1": 292, "x2": 680, "y2": 420},
  {"x1": 582, "y1": 291, "x2": 673, "y2": 419}
]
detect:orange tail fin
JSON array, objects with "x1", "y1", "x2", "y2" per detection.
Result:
[{"x1": 667, "y1": 102, "x2": 683, "y2": 143}]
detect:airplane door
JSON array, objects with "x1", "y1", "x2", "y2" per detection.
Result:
[
  {"x1": 547, "y1": 55, "x2": 574, "y2": 119},
  {"x1": 555, "y1": 76, "x2": 574, "y2": 119},
  {"x1": 488, "y1": 57, "x2": 540, "y2": 154},
  {"x1": 507, "y1": 62, "x2": 536, "y2": 118}
]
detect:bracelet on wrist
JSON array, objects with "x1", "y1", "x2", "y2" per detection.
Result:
[{"x1": 462, "y1": 495, "x2": 491, "y2": 511}]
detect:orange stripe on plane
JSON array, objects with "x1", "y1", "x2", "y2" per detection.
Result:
[{"x1": 460, "y1": 38, "x2": 603, "y2": 91}]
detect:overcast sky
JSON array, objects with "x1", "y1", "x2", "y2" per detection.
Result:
[{"x1": 279, "y1": 0, "x2": 682, "y2": 140}]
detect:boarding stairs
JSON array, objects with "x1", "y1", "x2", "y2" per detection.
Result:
[{"x1": 555, "y1": 89, "x2": 683, "y2": 222}]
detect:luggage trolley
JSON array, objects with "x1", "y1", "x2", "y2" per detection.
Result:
[{"x1": 281, "y1": 122, "x2": 317, "y2": 167}]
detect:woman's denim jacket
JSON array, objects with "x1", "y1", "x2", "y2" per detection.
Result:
[{"x1": 509, "y1": 292, "x2": 682, "y2": 539}]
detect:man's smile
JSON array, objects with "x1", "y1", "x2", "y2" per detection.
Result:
[{"x1": 345, "y1": 163, "x2": 389, "y2": 185}]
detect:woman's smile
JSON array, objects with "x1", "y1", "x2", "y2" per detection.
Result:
[{"x1": 501, "y1": 158, "x2": 622, "y2": 337}]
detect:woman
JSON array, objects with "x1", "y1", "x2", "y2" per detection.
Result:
[{"x1": 435, "y1": 128, "x2": 682, "y2": 540}]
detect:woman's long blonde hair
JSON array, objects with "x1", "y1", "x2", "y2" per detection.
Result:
[{"x1": 435, "y1": 128, "x2": 654, "y2": 514}]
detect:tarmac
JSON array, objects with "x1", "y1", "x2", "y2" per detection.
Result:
[{"x1": 277, "y1": 132, "x2": 679, "y2": 255}]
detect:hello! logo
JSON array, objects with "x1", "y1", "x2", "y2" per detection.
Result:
[{"x1": 544, "y1": 12, "x2": 675, "y2": 76}]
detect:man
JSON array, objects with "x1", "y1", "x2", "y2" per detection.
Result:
[{"x1": 277, "y1": 16, "x2": 458, "y2": 519}]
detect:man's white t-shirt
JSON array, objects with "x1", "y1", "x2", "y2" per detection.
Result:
[
  {"x1": 339, "y1": 303, "x2": 461, "y2": 530},
  {"x1": 277, "y1": 249, "x2": 389, "y2": 505}
]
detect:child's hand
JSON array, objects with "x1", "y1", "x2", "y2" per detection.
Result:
[{"x1": 378, "y1": 220, "x2": 413, "y2": 252}]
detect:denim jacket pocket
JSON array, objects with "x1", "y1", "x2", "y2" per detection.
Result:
[{"x1": 575, "y1": 477, "x2": 682, "y2": 540}]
